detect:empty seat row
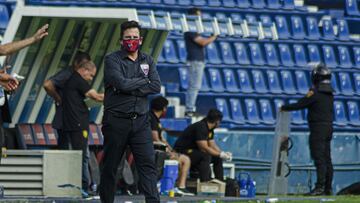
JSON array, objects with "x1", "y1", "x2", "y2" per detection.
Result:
[
  {"x1": 215, "y1": 97, "x2": 360, "y2": 127},
  {"x1": 16, "y1": 123, "x2": 103, "y2": 149},
  {"x1": 27, "y1": 0, "x2": 299, "y2": 10},
  {"x1": 159, "y1": 39, "x2": 360, "y2": 69},
  {"x1": 176, "y1": 67, "x2": 360, "y2": 96}
]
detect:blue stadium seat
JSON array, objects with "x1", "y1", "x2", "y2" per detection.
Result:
[
  {"x1": 274, "y1": 99, "x2": 284, "y2": 110},
  {"x1": 154, "y1": 11, "x2": 167, "y2": 30},
  {"x1": 275, "y1": 15, "x2": 290, "y2": 39},
  {"x1": 280, "y1": 70, "x2": 297, "y2": 94},
  {"x1": 322, "y1": 19, "x2": 336, "y2": 40},
  {"x1": 178, "y1": 0, "x2": 191, "y2": 6},
  {"x1": 223, "y1": 69, "x2": 240, "y2": 92},
  {"x1": 215, "y1": 98, "x2": 232, "y2": 122},
  {"x1": 353, "y1": 47, "x2": 360, "y2": 68},
  {"x1": 170, "y1": 12, "x2": 184, "y2": 33},
  {"x1": 245, "y1": 14, "x2": 257, "y2": 25},
  {"x1": 267, "y1": 0, "x2": 281, "y2": 9},
  {"x1": 137, "y1": 10, "x2": 153, "y2": 29},
  {"x1": 234, "y1": 42, "x2": 250, "y2": 65},
  {"x1": 289, "y1": 99, "x2": 305, "y2": 125},
  {"x1": 237, "y1": 0, "x2": 251, "y2": 8},
  {"x1": 219, "y1": 42, "x2": 236, "y2": 65},
  {"x1": 338, "y1": 72, "x2": 354, "y2": 96},
  {"x1": 208, "y1": 0, "x2": 221, "y2": 7},
  {"x1": 164, "y1": 0, "x2": 177, "y2": 5},
  {"x1": 278, "y1": 44, "x2": 295, "y2": 66},
  {"x1": 283, "y1": 0, "x2": 295, "y2": 10},
  {"x1": 264, "y1": 43, "x2": 280, "y2": 66},
  {"x1": 223, "y1": 0, "x2": 236, "y2": 7},
  {"x1": 347, "y1": 101, "x2": 360, "y2": 126},
  {"x1": 192, "y1": 0, "x2": 206, "y2": 6},
  {"x1": 291, "y1": 16, "x2": 306, "y2": 39},
  {"x1": 229, "y1": 98, "x2": 246, "y2": 124},
  {"x1": 244, "y1": 99, "x2": 261, "y2": 124},
  {"x1": 306, "y1": 17, "x2": 320, "y2": 40},
  {"x1": 353, "y1": 73, "x2": 360, "y2": 95},
  {"x1": 200, "y1": 72, "x2": 211, "y2": 92},
  {"x1": 163, "y1": 39, "x2": 179, "y2": 63},
  {"x1": 251, "y1": 0, "x2": 266, "y2": 9},
  {"x1": 231, "y1": 13, "x2": 243, "y2": 21},
  {"x1": 233, "y1": 21, "x2": 244, "y2": 37},
  {"x1": 346, "y1": 0, "x2": 360, "y2": 16},
  {"x1": 293, "y1": 44, "x2": 308, "y2": 67},
  {"x1": 307, "y1": 44, "x2": 321, "y2": 64},
  {"x1": 178, "y1": 67, "x2": 189, "y2": 90},
  {"x1": 237, "y1": 69, "x2": 254, "y2": 93},
  {"x1": 294, "y1": 70, "x2": 310, "y2": 94},
  {"x1": 206, "y1": 43, "x2": 222, "y2": 64},
  {"x1": 260, "y1": 15, "x2": 273, "y2": 26},
  {"x1": 337, "y1": 19, "x2": 350, "y2": 41},
  {"x1": 334, "y1": 101, "x2": 348, "y2": 126},
  {"x1": 176, "y1": 40, "x2": 187, "y2": 63},
  {"x1": 266, "y1": 70, "x2": 282, "y2": 94},
  {"x1": 208, "y1": 68, "x2": 225, "y2": 92},
  {"x1": 0, "y1": 4, "x2": 9, "y2": 31},
  {"x1": 252, "y1": 70, "x2": 268, "y2": 93},
  {"x1": 322, "y1": 45, "x2": 337, "y2": 68},
  {"x1": 259, "y1": 99, "x2": 275, "y2": 124},
  {"x1": 331, "y1": 73, "x2": 340, "y2": 94},
  {"x1": 249, "y1": 43, "x2": 265, "y2": 66},
  {"x1": 338, "y1": 46, "x2": 353, "y2": 68}
]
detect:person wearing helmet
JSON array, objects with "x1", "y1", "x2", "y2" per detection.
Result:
[{"x1": 281, "y1": 63, "x2": 334, "y2": 196}]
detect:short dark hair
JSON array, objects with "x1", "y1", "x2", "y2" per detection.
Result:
[
  {"x1": 73, "y1": 51, "x2": 91, "y2": 67},
  {"x1": 188, "y1": 7, "x2": 201, "y2": 15},
  {"x1": 120, "y1": 20, "x2": 141, "y2": 39},
  {"x1": 151, "y1": 96, "x2": 169, "y2": 111},
  {"x1": 206, "y1": 108, "x2": 223, "y2": 123}
]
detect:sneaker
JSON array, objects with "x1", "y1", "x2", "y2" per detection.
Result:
[{"x1": 174, "y1": 187, "x2": 195, "y2": 196}]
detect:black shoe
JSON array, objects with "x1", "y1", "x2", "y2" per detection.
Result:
[{"x1": 306, "y1": 187, "x2": 325, "y2": 196}]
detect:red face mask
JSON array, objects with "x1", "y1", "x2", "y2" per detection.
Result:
[
  {"x1": 161, "y1": 110, "x2": 167, "y2": 118},
  {"x1": 122, "y1": 39, "x2": 140, "y2": 52}
]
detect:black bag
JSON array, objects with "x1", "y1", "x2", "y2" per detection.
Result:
[{"x1": 225, "y1": 178, "x2": 240, "y2": 197}]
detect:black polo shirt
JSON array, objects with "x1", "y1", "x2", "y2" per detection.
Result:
[
  {"x1": 49, "y1": 68, "x2": 73, "y2": 129},
  {"x1": 62, "y1": 71, "x2": 91, "y2": 131},
  {"x1": 149, "y1": 111, "x2": 164, "y2": 141},
  {"x1": 103, "y1": 50, "x2": 161, "y2": 115},
  {"x1": 174, "y1": 118, "x2": 214, "y2": 151},
  {"x1": 184, "y1": 32, "x2": 205, "y2": 61}
]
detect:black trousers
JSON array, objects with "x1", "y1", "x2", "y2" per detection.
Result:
[
  {"x1": 56, "y1": 129, "x2": 70, "y2": 150},
  {"x1": 99, "y1": 113, "x2": 159, "y2": 203},
  {"x1": 183, "y1": 149, "x2": 223, "y2": 182},
  {"x1": 309, "y1": 123, "x2": 333, "y2": 190}
]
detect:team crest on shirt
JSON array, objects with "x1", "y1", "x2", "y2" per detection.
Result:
[
  {"x1": 208, "y1": 132, "x2": 214, "y2": 139},
  {"x1": 140, "y1": 64, "x2": 149, "y2": 76}
]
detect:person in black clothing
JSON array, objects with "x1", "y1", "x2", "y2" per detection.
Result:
[
  {"x1": 184, "y1": 8, "x2": 218, "y2": 117},
  {"x1": 174, "y1": 109, "x2": 232, "y2": 182},
  {"x1": 149, "y1": 96, "x2": 193, "y2": 196},
  {"x1": 43, "y1": 51, "x2": 91, "y2": 149},
  {"x1": 62, "y1": 61, "x2": 104, "y2": 193},
  {"x1": 99, "y1": 21, "x2": 161, "y2": 203},
  {"x1": 281, "y1": 63, "x2": 334, "y2": 196}
]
